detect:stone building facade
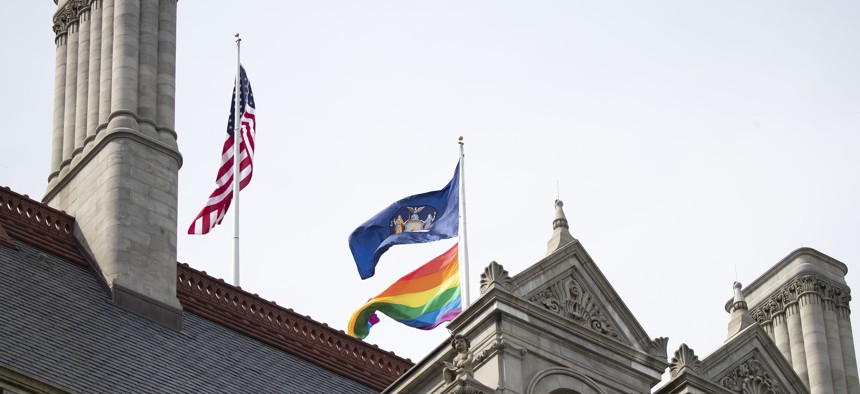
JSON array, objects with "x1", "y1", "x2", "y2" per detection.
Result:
[
  {"x1": 390, "y1": 201, "x2": 857, "y2": 393},
  {"x1": 1, "y1": 1, "x2": 856, "y2": 393}
]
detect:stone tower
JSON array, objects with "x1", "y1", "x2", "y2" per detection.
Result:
[
  {"x1": 733, "y1": 249, "x2": 858, "y2": 393},
  {"x1": 44, "y1": 0, "x2": 182, "y2": 328}
]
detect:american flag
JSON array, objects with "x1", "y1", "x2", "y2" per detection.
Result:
[{"x1": 188, "y1": 66, "x2": 257, "y2": 235}]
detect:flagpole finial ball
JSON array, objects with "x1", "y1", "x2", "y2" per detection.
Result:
[{"x1": 458, "y1": 136, "x2": 463, "y2": 141}]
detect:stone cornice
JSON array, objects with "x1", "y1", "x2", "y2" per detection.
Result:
[
  {"x1": 43, "y1": 120, "x2": 182, "y2": 204},
  {"x1": 733, "y1": 248, "x2": 848, "y2": 309},
  {"x1": 749, "y1": 274, "x2": 851, "y2": 324}
]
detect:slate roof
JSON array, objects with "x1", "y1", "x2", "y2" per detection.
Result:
[{"x1": 0, "y1": 186, "x2": 413, "y2": 393}]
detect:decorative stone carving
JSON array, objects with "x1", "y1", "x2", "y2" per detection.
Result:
[
  {"x1": 749, "y1": 274, "x2": 851, "y2": 321},
  {"x1": 479, "y1": 261, "x2": 512, "y2": 294},
  {"x1": 718, "y1": 357, "x2": 783, "y2": 393},
  {"x1": 440, "y1": 376, "x2": 492, "y2": 394},
  {"x1": 52, "y1": 0, "x2": 91, "y2": 36},
  {"x1": 669, "y1": 344, "x2": 701, "y2": 378},
  {"x1": 648, "y1": 337, "x2": 669, "y2": 359},
  {"x1": 527, "y1": 275, "x2": 619, "y2": 339},
  {"x1": 443, "y1": 334, "x2": 474, "y2": 384},
  {"x1": 472, "y1": 335, "x2": 527, "y2": 364}
]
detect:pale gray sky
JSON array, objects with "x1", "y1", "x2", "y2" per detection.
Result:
[{"x1": 3, "y1": 1, "x2": 859, "y2": 381}]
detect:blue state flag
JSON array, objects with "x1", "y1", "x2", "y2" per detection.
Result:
[{"x1": 349, "y1": 163, "x2": 460, "y2": 279}]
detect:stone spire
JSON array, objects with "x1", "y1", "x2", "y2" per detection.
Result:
[
  {"x1": 546, "y1": 199, "x2": 576, "y2": 256},
  {"x1": 725, "y1": 281, "x2": 756, "y2": 341}
]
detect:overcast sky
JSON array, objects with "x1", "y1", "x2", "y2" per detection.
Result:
[{"x1": 3, "y1": 1, "x2": 859, "y2": 383}]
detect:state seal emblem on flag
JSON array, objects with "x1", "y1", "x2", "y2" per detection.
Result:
[{"x1": 390, "y1": 206, "x2": 437, "y2": 234}]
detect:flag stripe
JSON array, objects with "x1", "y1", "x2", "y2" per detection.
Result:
[{"x1": 348, "y1": 243, "x2": 461, "y2": 339}]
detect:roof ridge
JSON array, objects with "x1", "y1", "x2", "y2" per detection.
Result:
[{"x1": 176, "y1": 263, "x2": 414, "y2": 391}]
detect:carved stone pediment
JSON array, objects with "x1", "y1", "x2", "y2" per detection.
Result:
[
  {"x1": 526, "y1": 274, "x2": 619, "y2": 339},
  {"x1": 718, "y1": 356, "x2": 784, "y2": 394}
]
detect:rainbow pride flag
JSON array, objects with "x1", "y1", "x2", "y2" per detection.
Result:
[{"x1": 348, "y1": 243, "x2": 462, "y2": 339}]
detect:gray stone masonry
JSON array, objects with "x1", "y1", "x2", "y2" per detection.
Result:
[{"x1": 45, "y1": 0, "x2": 182, "y2": 326}]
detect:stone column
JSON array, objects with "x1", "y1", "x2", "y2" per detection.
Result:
[
  {"x1": 50, "y1": 25, "x2": 68, "y2": 185},
  {"x1": 772, "y1": 310, "x2": 792, "y2": 367},
  {"x1": 73, "y1": 6, "x2": 91, "y2": 165},
  {"x1": 786, "y1": 300, "x2": 809, "y2": 387},
  {"x1": 85, "y1": 0, "x2": 103, "y2": 152},
  {"x1": 137, "y1": 0, "x2": 159, "y2": 139},
  {"x1": 837, "y1": 293, "x2": 859, "y2": 393},
  {"x1": 823, "y1": 290, "x2": 847, "y2": 393},
  {"x1": 754, "y1": 306, "x2": 774, "y2": 340},
  {"x1": 109, "y1": 0, "x2": 140, "y2": 134},
  {"x1": 61, "y1": 19, "x2": 79, "y2": 175},
  {"x1": 156, "y1": 0, "x2": 177, "y2": 147},
  {"x1": 797, "y1": 277, "x2": 834, "y2": 393},
  {"x1": 98, "y1": 0, "x2": 114, "y2": 137}
]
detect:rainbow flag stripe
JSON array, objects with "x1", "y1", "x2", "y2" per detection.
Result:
[{"x1": 348, "y1": 243, "x2": 461, "y2": 339}]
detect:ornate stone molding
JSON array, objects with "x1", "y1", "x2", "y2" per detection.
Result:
[
  {"x1": 53, "y1": 0, "x2": 93, "y2": 36},
  {"x1": 718, "y1": 357, "x2": 783, "y2": 394},
  {"x1": 479, "y1": 261, "x2": 512, "y2": 294},
  {"x1": 749, "y1": 274, "x2": 851, "y2": 324},
  {"x1": 440, "y1": 376, "x2": 492, "y2": 394},
  {"x1": 472, "y1": 336, "x2": 527, "y2": 364},
  {"x1": 669, "y1": 344, "x2": 701, "y2": 378},
  {"x1": 527, "y1": 275, "x2": 619, "y2": 339}
]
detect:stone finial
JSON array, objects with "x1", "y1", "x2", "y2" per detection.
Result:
[
  {"x1": 479, "y1": 261, "x2": 513, "y2": 294},
  {"x1": 669, "y1": 343, "x2": 702, "y2": 378},
  {"x1": 726, "y1": 282, "x2": 757, "y2": 341},
  {"x1": 443, "y1": 334, "x2": 474, "y2": 384},
  {"x1": 730, "y1": 281, "x2": 748, "y2": 312},
  {"x1": 546, "y1": 200, "x2": 576, "y2": 256},
  {"x1": 648, "y1": 337, "x2": 670, "y2": 360}
]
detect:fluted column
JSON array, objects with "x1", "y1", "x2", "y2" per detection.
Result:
[
  {"x1": 837, "y1": 295, "x2": 859, "y2": 393},
  {"x1": 156, "y1": 0, "x2": 177, "y2": 147},
  {"x1": 823, "y1": 293, "x2": 847, "y2": 393},
  {"x1": 786, "y1": 301, "x2": 809, "y2": 387},
  {"x1": 85, "y1": 0, "x2": 103, "y2": 151},
  {"x1": 772, "y1": 310, "x2": 792, "y2": 366},
  {"x1": 98, "y1": 0, "x2": 115, "y2": 136},
  {"x1": 73, "y1": 6, "x2": 91, "y2": 164},
  {"x1": 50, "y1": 27, "x2": 68, "y2": 185},
  {"x1": 137, "y1": 0, "x2": 159, "y2": 139},
  {"x1": 61, "y1": 19, "x2": 79, "y2": 174},
  {"x1": 109, "y1": 0, "x2": 140, "y2": 134},
  {"x1": 797, "y1": 277, "x2": 834, "y2": 393}
]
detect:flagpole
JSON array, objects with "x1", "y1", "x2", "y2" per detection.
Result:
[
  {"x1": 458, "y1": 136, "x2": 471, "y2": 307},
  {"x1": 232, "y1": 34, "x2": 242, "y2": 287}
]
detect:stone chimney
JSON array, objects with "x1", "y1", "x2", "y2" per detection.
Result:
[{"x1": 44, "y1": 0, "x2": 182, "y2": 329}]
